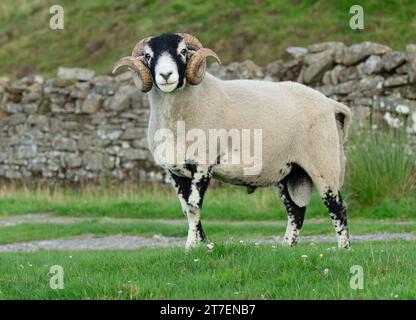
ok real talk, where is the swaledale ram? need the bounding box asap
[113,33,352,250]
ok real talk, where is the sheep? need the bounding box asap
[113,33,352,250]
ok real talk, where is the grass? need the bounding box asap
[1,0,416,77]
[0,183,414,220]
[0,218,414,245]
[0,119,412,300]
[346,127,416,205]
[0,241,414,299]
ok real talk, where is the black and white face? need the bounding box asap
[143,34,189,93]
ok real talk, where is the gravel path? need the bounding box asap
[0,213,414,252]
[0,233,414,252]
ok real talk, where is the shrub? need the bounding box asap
[345,125,416,206]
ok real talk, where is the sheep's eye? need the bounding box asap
[145,53,151,60]
[181,48,187,55]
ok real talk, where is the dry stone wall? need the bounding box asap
[0,41,415,183]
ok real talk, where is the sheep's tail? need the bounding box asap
[333,101,351,144]
[332,101,351,188]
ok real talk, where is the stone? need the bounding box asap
[108,85,137,111]
[373,96,416,113]
[352,106,372,123]
[315,85,334,96]
[357,55,382,75]
[64,121,80,131]
[307,42,345,53]
[327,65,343,85]
[23,103,38,114]
[334,80,359,95]
[342,42,391,66]
[322,71,332,85]
[92,76,118,95]
[0,77,10,87]
[65,154,82,168]
[264,60,284,80]
[131,91,144,109]
[4,102,23,113]
[307,42,346,64]
[53,78,77,87]
[381,51,406,71]
[358,76,384,91]
[399,85,416,100]
[22,91,42,103]
[132,138,148,149]
[9,113,26,125]
[338,66,359,83]
[6,170,22,179]
[121,128,147,140]
[302,60,333,84]
[285,47,308,59]
[83,151,104,171]
[383,75,408,87]
[16,145,37,159]
[236,60,264,79]
[71,88,89,100]
[81,92,103,114]
[395,63,408,74]
[406,44,416,83]
[106,145,121,155]
[57,67,95,81]
[120,149,148,160]
[302,50,334,84]
[208,60,264,80]
[53,137,77,151]
[304,50,332,65]
[78,136,92,152]
[7,83,27,94]
[354,97,373,106]
[281,59,302,81]
[97,129,123,140]
[27,114,49,127]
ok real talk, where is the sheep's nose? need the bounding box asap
[160,72,172,81]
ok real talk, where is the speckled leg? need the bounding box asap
[275,180,306,246]
[168,165,212,250]
[322,188,350,249]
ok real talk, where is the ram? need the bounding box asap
[113,33,352,250]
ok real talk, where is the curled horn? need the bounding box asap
[177,33,221,85]
[112,37,153,92]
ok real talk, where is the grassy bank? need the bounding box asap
[0,218,414,245]
[1,0,416,77]
[0,241,414,299]
[0,183,414,220]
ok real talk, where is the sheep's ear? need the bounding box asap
[186,49,197,61]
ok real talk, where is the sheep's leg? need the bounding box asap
[275,180,306,246]
[322,188,350,249]
[168,166,212,250]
